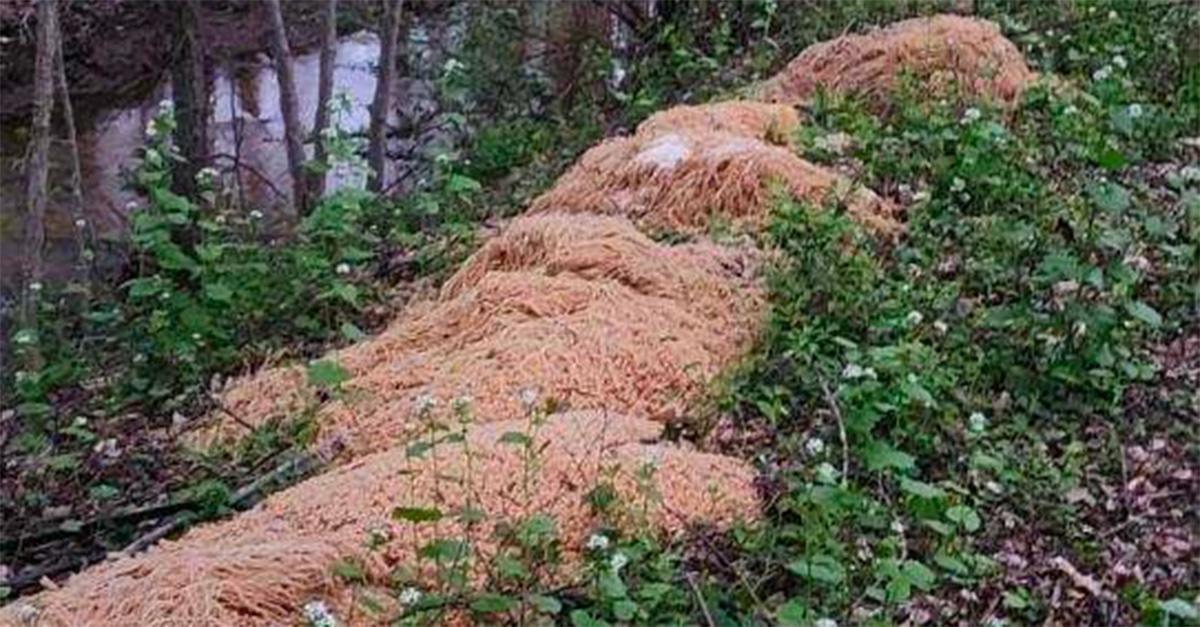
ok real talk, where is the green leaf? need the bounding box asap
[900,477,946,499]
[470,593,516,614]
[418,538,468,562]
[392,506,443,523]
[945,505,982,532]
[902,560,937,590]
[306,359,350,389]
[203,282,233,303]
[613,600,638,621]
[1125,301,1162,327]
[1089,181,1131,214]
[498,431,532,447]
[863,441,916,472]
[776,599,809,625]
[1160,598,1199,619]
[786,554,845,584]
[569,610,609,627]
[528,594,562,615]
[339,322,366,341]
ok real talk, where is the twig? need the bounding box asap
[818,377,850,486]
[685,571,717,627]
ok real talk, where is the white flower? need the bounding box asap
[74,218,86,228]
[414,394,438,413]
[303,600,337,627]
[144,120,158,138]
[191,333,202,341]
[805,437,826,456]
[841,363,876,380]
[518,386,540,409]
[1179,165,1200,182]
[934,320,949,335]
[126,200,140,211]
[586,533,610,551]
[28,282,43,292]
[1112,55,1127,69]
[1063,104,1079,116]
[1108,9,1118,20]
[335,263,351,275]
[398,587,422,606]
[158,99,174,112]
[815,619,839,627]
[610,552,629,572]
[249,210,264,220]
[1093,65,1112,81]
[905,310,924,326]
[950,177,966,192]
[215,215,227,224]
[968,412,988,433]
[1127,103,1143,118]
[960,107,982,124]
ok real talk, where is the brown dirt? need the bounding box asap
[755,14,1036,109]
[3,411,759,626]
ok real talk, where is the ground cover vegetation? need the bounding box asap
[2,0,1197,625]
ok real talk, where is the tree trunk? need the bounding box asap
[20,0,58,369]
[309,0,338,201]
[53,22,93,282]
[266,0,309,216]
[367,0,403,194]
[170,0,209,200]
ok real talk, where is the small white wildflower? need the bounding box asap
[1073,320,1088,338]
[586,533,610,551]
[215,214,227,224]
[1112,55,1127,69]
[133,353,146,363]
[934,320,949,335]
[144,120,158,138]
[1093,65,1112,81]
[814,619,839,627]
[303,599,337,627]
[960,107,982,124]
[610,552,629,572]
[191,333,202,341]
[1108,9,1118,20]
[28,282,43,292]
[1063,104,1079,116]
[125,200,139,211]
[158,99,174,112]
[398,587,422,606]
[518,386,540,409]
[1127,103,1143,118]
[335,262,351,275]
[842,363,865,379]
[414,393,438,413]
[950,177,966,192]
[905,310,924,326]
[805,437,826,456]
[249,210,264,220]
[74,218,86,228]
[968,411,988,433]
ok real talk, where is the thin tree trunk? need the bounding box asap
[367,0,403,194]
[170,0,208,201]
[265,0,309,216]
[309,0,338,200]
[20,0,58,369]
[53,23,93,282]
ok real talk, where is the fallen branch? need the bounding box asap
[685,571,717,627]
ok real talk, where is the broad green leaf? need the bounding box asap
[1125,301,1162,327]
[528,594,562,615]
[306,359,350,389]
[470,593,516,614]
[863,441,916,472]
[946,505,982,532]
[900,477,946,499]
[786,554,845,584]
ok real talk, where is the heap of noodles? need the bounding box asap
[755,15,1036,108]
[1,15,1043,626]
[530,101,899,236]
[190,212,763,457]
[7,412,757,625]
